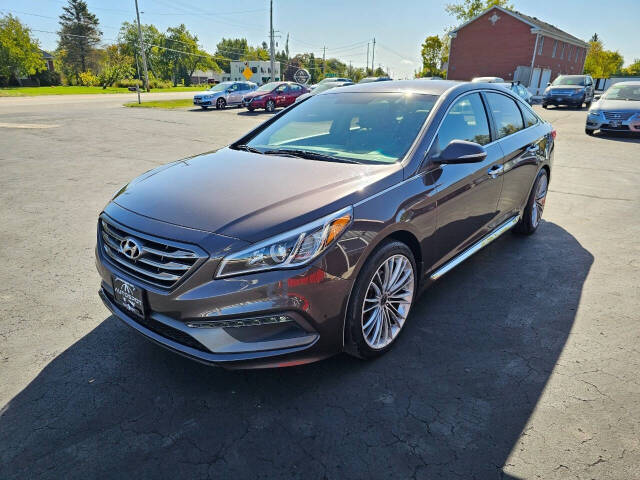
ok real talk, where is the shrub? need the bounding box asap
[114,78,142,88]
[33,70,62,86]
[78,70,100,86]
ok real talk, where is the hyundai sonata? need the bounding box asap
[97,80,554,369]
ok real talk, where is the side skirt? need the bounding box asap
[429,215,521,281]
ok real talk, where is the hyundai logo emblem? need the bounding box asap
[120,237,142,260]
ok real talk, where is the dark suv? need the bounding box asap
[97,80,554,369]
[542,74,595,109]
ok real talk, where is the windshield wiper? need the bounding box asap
[263,148,360,164]
[234,144,263,154]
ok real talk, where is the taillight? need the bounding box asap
[551,129,557,139]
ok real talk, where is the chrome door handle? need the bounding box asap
[487,165,504,178]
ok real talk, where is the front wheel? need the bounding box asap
[265,100,276,112]
[542,103,548,109]
[216,98,226,110]
[585,101,592,109]
[514,169,548,235]
[345,241,417,359]
[247,106,254,112]
[585,128,595,136]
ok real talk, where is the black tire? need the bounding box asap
[247,106,255,112]
[542,103,548,109]
[201,106,208,110]
[344,240,417,359]
[216,98,226,110]
[585,128,594,136]
[514,169,548,235]
[265,100,276,112]
[585,101,592,109]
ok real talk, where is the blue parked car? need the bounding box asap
[193,81,257,110]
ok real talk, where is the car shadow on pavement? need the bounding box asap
[591,132,640,143]
[0,221,593,479]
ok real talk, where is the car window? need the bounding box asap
[520,104,539,128]
[485,92,524,139]
[275,85,287,93]
[244,92,438,164]
[230,84,239,91]
[434,93,491,153]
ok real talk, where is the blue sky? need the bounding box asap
[2,0,638,78]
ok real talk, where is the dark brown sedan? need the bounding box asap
[96,80,554,368]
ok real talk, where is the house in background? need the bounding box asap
[40,50,54,71]
[446,6,589,95]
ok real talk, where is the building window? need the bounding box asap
[538,36,544,55]
[552,40,558,58]
[575,47,580,62]
[560,42,565,59]
[567,45,572,61]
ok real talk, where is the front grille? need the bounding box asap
[603,111,634,121]
[99,216,205,290]
[136,315,210,352]
[551,89,575,95]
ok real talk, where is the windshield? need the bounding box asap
[208,82,232,92]
[552,75,586,86]
[241,92,438,164]
[313,83,339,93]
[256,82,280,92]
[603,84,640,101]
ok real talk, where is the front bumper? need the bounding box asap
[543,94,585,106]
[95,207,356,369]
[243,97,266,108]
[585,114,640,133]
[193,98,214,106]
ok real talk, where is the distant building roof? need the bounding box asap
[450,6,589,48]
[40,49,54,60]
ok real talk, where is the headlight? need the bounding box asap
[216,207,353,278]
[588,110,601,116]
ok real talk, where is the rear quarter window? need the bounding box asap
[485,92,524,139]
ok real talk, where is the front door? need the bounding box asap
[226,83,243,105]
[427,92,504,268]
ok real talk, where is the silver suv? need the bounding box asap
[193,81,257,110]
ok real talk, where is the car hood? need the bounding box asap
[593,99,640,113]
[546,85,585,92]
[112,148,402,243]
[243,90,272,99]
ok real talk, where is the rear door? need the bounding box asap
[274,84,288,106]
[484,91,547,220]
[287,84,304,104]
[427,92,505,267]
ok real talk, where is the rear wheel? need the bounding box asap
[345,241,417,359]
[265,100,276,112]
[585,101,592,109]
[216,98,226,110]
[514,169,548,235]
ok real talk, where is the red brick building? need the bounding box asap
[447,6,588,95]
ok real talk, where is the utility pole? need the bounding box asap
[322,46,326,77]
[371,38,376,75]
[366,43,369,74]
[269,0,275,82]
[134,0,149,92]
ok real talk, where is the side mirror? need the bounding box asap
[594,94,601,101]
[435,140,487,164]
[547,82,551,86]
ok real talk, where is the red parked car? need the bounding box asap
[242,82,309,112]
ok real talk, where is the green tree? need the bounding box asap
[417,35,445,77]
[57,0,102,82]
[215,38,249,72]
[118,21,162,78]
[584,39,624,78]
[0,14,45,86]
[622,58,640,76]
[98,44,134,88]
[445,0,512,23]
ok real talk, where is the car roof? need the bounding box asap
[329,79,461,95]
[609,80,640,86]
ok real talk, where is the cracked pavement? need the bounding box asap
[0,95,639,479]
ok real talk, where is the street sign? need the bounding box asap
[293,68,311,85]
[242,64,253,81]
[325,73,336,78]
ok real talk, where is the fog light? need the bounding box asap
[186,314,293,329]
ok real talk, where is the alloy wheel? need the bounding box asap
[531,173,548,228]
[361,254,415,350]
[266,100,275,112]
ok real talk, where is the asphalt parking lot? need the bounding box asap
[1,94,639,479]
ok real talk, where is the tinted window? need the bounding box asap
[485,92,524,139]
[435,93,490,152]
[520,104,538,128]
[290,84,302,92]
